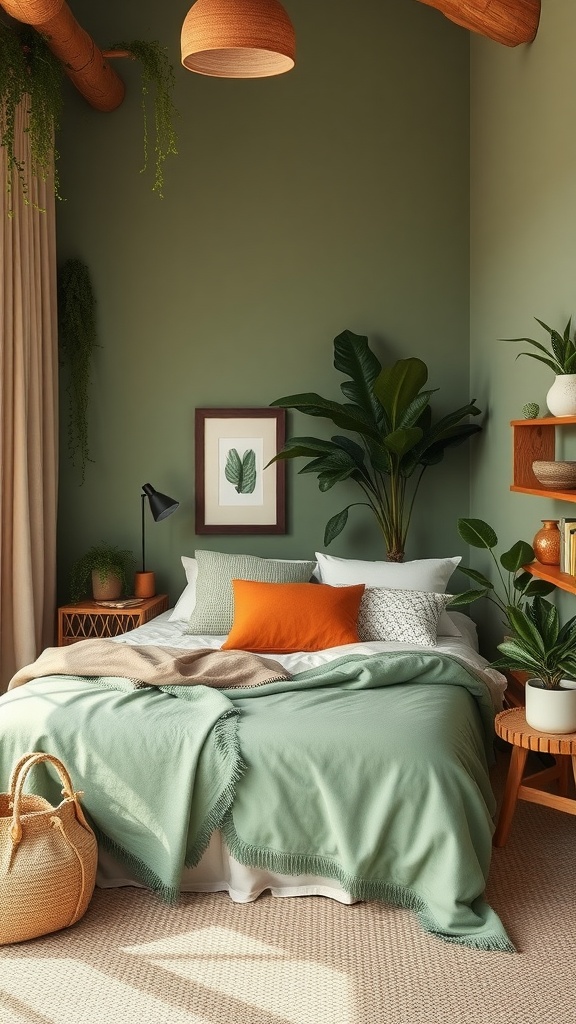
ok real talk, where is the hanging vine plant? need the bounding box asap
[0,23,63,211]
[0,23,178,210]
[110,39,179,198]
[58,258,98,484]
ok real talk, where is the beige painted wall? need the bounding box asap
[56,0,470,604]
[470,0,576,650]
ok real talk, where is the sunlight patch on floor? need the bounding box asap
[125,925,354,1024]
[0,959,212,1024]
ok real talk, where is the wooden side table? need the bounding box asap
[493,707,576,846]
[58,594,169,646]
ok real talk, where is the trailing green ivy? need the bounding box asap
[111,39,178,198]
[58,258,98,484]
[1,24,178,210]
[0,23,63,211]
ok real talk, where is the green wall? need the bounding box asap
[56,0,471,604]
[470,0,576,651]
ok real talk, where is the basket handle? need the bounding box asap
[9,751,88,845]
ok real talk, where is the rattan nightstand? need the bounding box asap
[57,594,169,646]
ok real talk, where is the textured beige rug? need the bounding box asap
[1,754,575,1024]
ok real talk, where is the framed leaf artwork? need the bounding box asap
[195,408,286,534]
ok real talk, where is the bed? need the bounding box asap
[0,553,512,952]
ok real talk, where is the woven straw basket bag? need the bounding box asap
[0,751,98,945]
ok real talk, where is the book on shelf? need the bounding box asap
[559,517,576,572]
[565,528,573,577]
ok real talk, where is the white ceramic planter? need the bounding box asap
[525,678,576,734]
[546,374,576,417]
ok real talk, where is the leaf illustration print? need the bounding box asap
[225,448,257,493]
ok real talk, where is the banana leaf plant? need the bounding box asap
[492,597,576,690]
[447,518,556,617]
[269,329,482,561]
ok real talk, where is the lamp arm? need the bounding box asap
[141,493,146,573]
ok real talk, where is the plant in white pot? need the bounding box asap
[501,316,576,417]
[446,518,576,732]
[492,598,576,734]
[70,544,135,603]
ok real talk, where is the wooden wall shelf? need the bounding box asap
[523,561,576,596]
[511,417,576,597]
[511,416,576,498]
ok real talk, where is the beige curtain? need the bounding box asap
[0,101,58,692]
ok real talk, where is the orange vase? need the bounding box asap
[532,520,561,565]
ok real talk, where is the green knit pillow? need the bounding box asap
[186,550,317,635]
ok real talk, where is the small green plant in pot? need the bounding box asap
[70,544,135,603]
[448,518,576,733]
[501,316,576,417]
[492,598,576,734]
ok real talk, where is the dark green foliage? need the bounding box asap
[112,40,178,197]
[492,597,576,689]
[501,316,576,375]
[0,24,63,212]
[449,518,556,615]
[70,543,135,603]
[270,330,482,559]
[58,258,98,483]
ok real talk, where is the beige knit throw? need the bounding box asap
[8,640,291,692]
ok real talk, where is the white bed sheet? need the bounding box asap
[97,609,504,901]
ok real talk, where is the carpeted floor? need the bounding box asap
[1,753,575,1024]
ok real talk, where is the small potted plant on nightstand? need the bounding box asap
[70,543,135,602]
[492,597,576,734]
[448,518,576,733]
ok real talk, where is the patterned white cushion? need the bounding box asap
[357,588,451,646]
[314,553,462,637]
[187,550,317,635]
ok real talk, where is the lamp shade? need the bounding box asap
[181,0,295,78]
[142,483,179,522]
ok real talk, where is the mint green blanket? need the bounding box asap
[0,651,511,951]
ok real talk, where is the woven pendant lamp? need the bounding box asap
[181,0,295,78]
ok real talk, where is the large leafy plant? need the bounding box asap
[269,330,481,561]
[492,597,576,690]
[501,316,576,375]
[447,518,555,615]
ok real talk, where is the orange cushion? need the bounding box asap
[221,580,365,653]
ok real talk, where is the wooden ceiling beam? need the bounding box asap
[0,0,125,111]
[416,0,540,46]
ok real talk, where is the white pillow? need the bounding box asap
[169,554,319,623]
[315,552,462,637]
[358,588,451,646]
[442,610,478,650]
[168,556,198,621]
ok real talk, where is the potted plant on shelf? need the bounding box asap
[70,544,135,603]
[269,329,482,561]
[501,315,576,417]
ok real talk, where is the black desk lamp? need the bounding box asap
[135,482,179,598]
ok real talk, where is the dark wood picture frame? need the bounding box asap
[195,408,286,535]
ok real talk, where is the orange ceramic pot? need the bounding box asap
[134,571,156,599]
